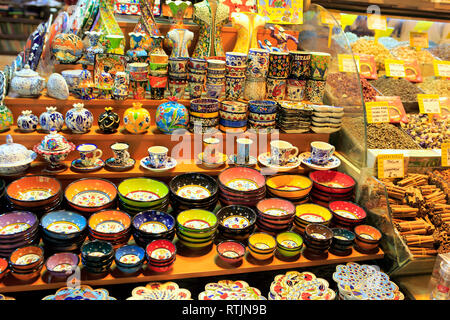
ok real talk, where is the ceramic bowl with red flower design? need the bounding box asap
[169,173,218,209]
[65,178,117,213]
[309,170,356,194]
[9,245,44,272]
[6,175,62,208]
[216,240,246,264]
[329,201,366,229]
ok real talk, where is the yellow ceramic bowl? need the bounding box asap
[248,246,275,260]
[266,175,313,199]
[295,203,333,225]
[248,232,276,253]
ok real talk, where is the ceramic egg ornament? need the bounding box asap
[17,110,38,132]
[65,103,94,133]
[47,73,69,100]
[156,97,189,134]
[123,102,151,134]
[39,106,64,132]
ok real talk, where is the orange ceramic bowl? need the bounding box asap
[9,245,44,271]
[354,225,382,252]
[65,178,117,213]
[266,175,313,199]
[6,176,62,208]
[88,210,131,237]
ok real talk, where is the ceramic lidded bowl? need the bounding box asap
[0,135,36,175]
[17,110,38,132]
[39,107,64,132]
[10,64,45,97]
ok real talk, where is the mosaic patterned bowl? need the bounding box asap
[216,240,245,264]
[9,245,44,271]
[6,175,62,208]
[65,178,117,213]
[114,245,145,274]
[0,211,38,240]
[266,174,313,199]
[118,178,169,208]
[40,210,87,241]
[276,232,303,258]
[132,211,175,235]
[169,173,218,204]
[45,252,79,277]
[309,170,355,194]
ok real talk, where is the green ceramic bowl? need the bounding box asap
[276,232,303,258]
[176,209,218,233]
[176,230,214,243]
[176,225,217,239]
[178,237,214,249]
[118,178,169,208]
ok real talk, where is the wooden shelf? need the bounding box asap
[0,241,384,293]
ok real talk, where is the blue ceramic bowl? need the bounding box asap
[219,118,247,127]
[248,100,278,114]
[331,228,355,254]
[40,210,87,240]
[132,211,175,235]
[114,245,145,273]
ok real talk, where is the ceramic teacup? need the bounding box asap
[310,141,335,165]
[77,144,103,167]
[236,138,253,164]
[148,146,168,168]
[111,142,130,166]
[270,140,299,166]
[203,137,220,163]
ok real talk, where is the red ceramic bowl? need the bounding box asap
[216,240,245,264]
[145,240,176,264]
[6,176,62,208]
[329,201,367,224]
[9,245,44,271]
[310,191,352,203]
[218,167,266,194]
[218,184,266,198]
[147,257,176,273]
[65,178,117,213]
[256,198,296,220]
[309,171,356,194]
[88,210,131,237]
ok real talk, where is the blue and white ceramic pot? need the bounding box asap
[155,98,189,134]
[17,110,38,132]
[65,103,94,133]
[10,64,45,97]
[39,106,64,132]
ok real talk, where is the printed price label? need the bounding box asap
[442,143,450,167]
[366,101,390,124]
[367,15,387,31]
[418,94,441,114]
[338,54,360,73]
[434,60,450,78]
[385,59,406,78]
[378,154,405,179]
[409,31,429,48]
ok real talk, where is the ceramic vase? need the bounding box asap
[134,0,161,52]
[169,79,187,99]
[106,35,125,55]
[156,98,189,133]
[231,12,266,54]
[123,102,151,134]
[246,48,269,79]
[167,0,192,31]
[47,73,69,100]
[39,106,64,132]
[149,75,167,100]
[167,29,194,58]
[126,32,148,62]
[266,77,286,101]
[98,107,120,134]
[149,35,167,57]
[65,103,94,133]
[0,104,13,132]
[17,110,38,132]
[84,31,104,65]
[112,71,129,100]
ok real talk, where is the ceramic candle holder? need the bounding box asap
[289,51,311,80]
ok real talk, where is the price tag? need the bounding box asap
[442,143,450,167]
[377,154,405,179]
[385,59,406,78]
[340,13,358,30]
[409,31,429,49]
[367,15,387,31]
[418,94,441,114]
[338,54,360,73]
[365,101,390,124]
[433,60,450,78]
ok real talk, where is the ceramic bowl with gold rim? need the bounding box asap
[65,178,117,213]
[118,178,169,208]
[9,245,44,271]
[40,210,87,241]
[266,174,313,199]
[276,232,303,258]
[169,173,218,204]
[6,175,62,208]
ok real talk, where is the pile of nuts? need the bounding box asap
[391,46,436,65]
[325,73,378,105]
[351,39,394,70]
[400,113,450,149]
[417,77,450,97]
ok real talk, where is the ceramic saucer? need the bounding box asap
[227,154,257,167]
[71,158,104,172]
[198,153,227,169]
[258,152,301,172]
[298,152,341,170]
[105,158,135,171]
[140,156,177,172]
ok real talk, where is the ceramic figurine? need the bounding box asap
[47,73,69,100]
[167,29,194,58]
[0,104,13,132]
[97,65,114,99]
[39,106,64,132]
[231,12,266,54]
[75,64,94,100]
[17,110,38,132]
[0,135,36,175]
[83,31,104,65]
[123,102,151,134]
[33,129,75,173]
[65,103,94,134]
[126,32,148,62]
[98,107,120,133]
[10,64,45,97]
[167,0,192,31]
[156,97,189,134]
[51,33,84,64]
[112,71,129,100]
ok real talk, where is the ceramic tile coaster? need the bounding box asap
[127,282,192,300]
[198,280,266,300]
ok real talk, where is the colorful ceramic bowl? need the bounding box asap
[6,175,62,208]
[114,245,145,274]
[176,209,218,233]
[45,252,79,277]
[354,225,381,253]
[294,203,332,232]
[118,178,169,208]
[81,240,114,263]
[0,257,8,280]
[276,232,303,258]
[40,210,87,241]
[330,228,355,256]
[9,245,44,271]
[309,171,355,194]
[169,173,218,203]
[145,239,176,264]
[304,224,333,254]
[88,210,131,236]
[329,201,367,224]
[218,167,266,194]
[216,205,257,233]
[216,240,245,264]
[190,98,220,113]
[132,210,175,235]
[248,232,276,254]
[248,100,278,114]
[266,175,313,199]
[256,198,296,220]
[65,178,117,213]
[0,211,38,239]
[10,262,43,281]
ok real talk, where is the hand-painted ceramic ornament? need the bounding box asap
[0,135,36,175]
[97,65,114,99]
[17,110,38,132]
[47,73,69,100]
[126,32,148,62]
[0,104,13,132]
[84,31,104,65]
[112,71,129,100]
[123,102,151,134]
[156,97,189,134]
[10,64,45,98]
[33,129,75,173]
[65,103,94,133]
[51,33,84,64]
[39,106,64,132]
[167,29,194,58]
[98,107,120,133]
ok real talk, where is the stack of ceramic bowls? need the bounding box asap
[169,173,219,214]
[45,252,79,278]
[131,210,175,248]
[206,59,226,99]
[189,98,220,133]
[309,170,355,206]
[64,178,117,215]
[266,51,289,101]
[216,240,246,264]
[276,231,304,259]
[219,100,248,133]
[81,240,114,274]
[255,198,296,235]
[0,211,39,258]
[305,52,330,104]
[0,257,8,281]
[330,228,355,256]
[294,203,332,235]
[303,224,333,258]
[287,51,310,101]
[176,209,218,250]
[168,57,189,99]
[276,101,313,133]
[87,210,132,248]
[117,178,170,215]
[247,100,278,133]
[218,167,266,206]
[9,245,44,281]
[265,174,312,205]
[216,205,257,242]
[145,239,176,272]
[244,48,269,100]
[114,245,146,274]
[328,201,367,230]
[225,52,247,100]
[5,176,63,215]
[40,210,88,253]
[311,105,344,134]
[188,58,207,99]
[353,225,382,254]
[149,54,169,100]
[247,232,276,261]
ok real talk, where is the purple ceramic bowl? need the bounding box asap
[0,211,39,240]
[45,252,79,277]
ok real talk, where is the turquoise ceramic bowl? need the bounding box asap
[117,178,169,208]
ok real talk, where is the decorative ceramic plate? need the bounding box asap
[71,190,111,207]
[258,152,301,172]
[225,178,259,191]
[0,222,31,235]
[222,216,250,229]
[139,221,168,233]
[227,154,257,167]
[71,159,104,172]
[299,152,341,171]
[198,153,227,168]
[46,221,80,234]
[198,280,266,300]
[105,157,135,172]
[127,282,192,300]
[125,190,160,201]
[176,185,211,200]
[140,156,177,172]
[42,285,116,300]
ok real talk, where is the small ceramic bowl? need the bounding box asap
[40,210,87,241]
[216,240,245,264]
[65,178,117,213]
[146,240,176,264]
[176,209,218,233]
[10,262,43,281]
[329,201,367,224]
[6,176,62,208]
[9,245,44,271]
[276,232,303,258]
[218,167,266,194]
[330,228,355,256]
[178,237,214,250]
[220,100,248,113]
[248,232,276,254]
[266,175,313,199]
[309,170,355,194]
[294,203,332,233]
[354,225,381,252]
[0,257,8,280]
[176,230,214,244]
[88,210,131,237]
[256,198,296,221]
[216,205,257,233]
[0,211,38,239]
[45,252,79,277]
[81,240,114,262]
[114,245,145,273]
[118,178,169,208]
[132,210,175,235]
[248,100,278,114]
[304,224,333,253]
